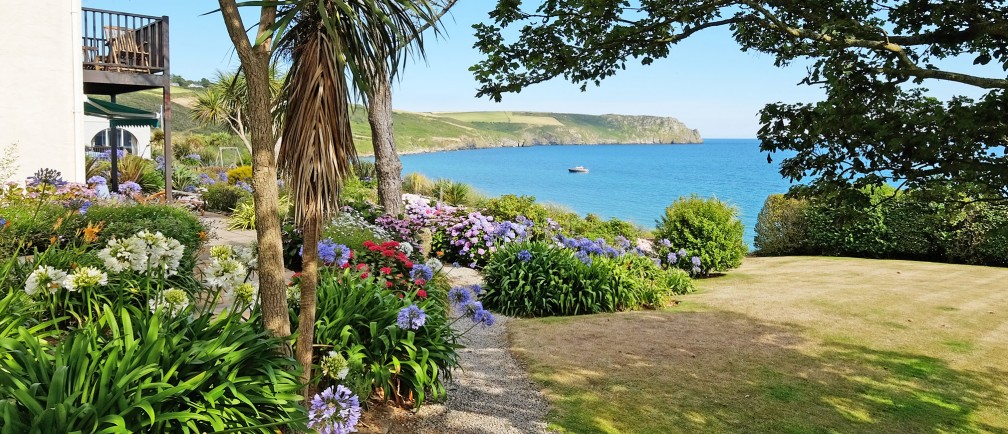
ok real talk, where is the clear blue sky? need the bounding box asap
[83,1,993,138]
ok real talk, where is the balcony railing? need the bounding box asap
[82,8,166,74]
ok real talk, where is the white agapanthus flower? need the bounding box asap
[320,351,350,380]
[425,258,443,273]
[97,237,143,273]
[204,257,246,289]
[24,265,68,296]
[148,288,190,317]
[210,245,234,261]
[63,266,108,292]
[397,242,414,256]
[130,230,184,276]
[98,231,185,276]
[234,245,258,270]
[286,284,301,307]
[234,282,257,306]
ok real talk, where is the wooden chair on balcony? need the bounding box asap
[104,26,150,72]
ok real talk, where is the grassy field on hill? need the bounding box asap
[97,88,701,154]
[511,256,1008,433]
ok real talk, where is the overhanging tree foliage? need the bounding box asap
[472,0,1008,198]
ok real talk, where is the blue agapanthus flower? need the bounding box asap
[27,168,67,188]
[0,217,6,228]
[667,252,678,264]
[86,175,107,185]
[303,239,350,267]
[691,256,702,267]
[235,181,253,193]
[517,249,532,262]
[396,304,426,330]
[448,286,471,305]
[308,385,361,434]
[473,308,495,327]
[410,264,433,281]
[198,173,215,186]
[118,181,142,194]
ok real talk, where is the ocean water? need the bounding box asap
[399,139,796,244]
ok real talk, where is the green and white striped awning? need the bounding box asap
[83,97,160,128]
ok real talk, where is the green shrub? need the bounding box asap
[203,183,250,213]
[482,242,693,317]
[655,195,747,273]
[949,201,1008,266]
[117,155,163,192]
[0,202,206,272]
[226,165,253,184]
[295,268,459,408]
[227,194,290,231]
[754,194,810,255]
[354,160,377,181]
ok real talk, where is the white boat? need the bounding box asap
[568,166,589,173]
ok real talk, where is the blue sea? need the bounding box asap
[399,139,796,244]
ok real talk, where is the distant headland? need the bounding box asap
[351,110,703,155]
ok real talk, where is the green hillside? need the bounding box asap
[95,88,703,155]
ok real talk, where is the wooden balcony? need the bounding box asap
[82,8,169,95]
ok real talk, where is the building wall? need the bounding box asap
[83,116,153,159]
[0,0,85,183]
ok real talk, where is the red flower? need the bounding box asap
[363,240,375,248]
[381,250,395,257]
[417,289,427,298]
[356,263,368,271]
[380,267,392,275]
[360,272,369,279]
[386,281,394,288]
[415,278,427,287]
[403,260,414,269]
[382,241,400,248]
[341,262,351,269]
[368,245,381,252]
[397,291,404,298]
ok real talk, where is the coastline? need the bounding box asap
[359,140,706,157]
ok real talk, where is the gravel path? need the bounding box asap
[386,266,552,434]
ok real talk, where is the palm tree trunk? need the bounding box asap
[296,206,320,397]
[368,61,404,216]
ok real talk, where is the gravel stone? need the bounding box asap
[388,266,553,434]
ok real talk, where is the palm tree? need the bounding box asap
[268,0,434,393]
[193,67,285,154]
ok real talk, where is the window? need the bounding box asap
[89,128,138,155]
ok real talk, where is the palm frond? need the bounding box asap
[277,24,356,223]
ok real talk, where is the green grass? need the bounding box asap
[510,257,1008,433]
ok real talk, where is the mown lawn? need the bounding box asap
[509,256,1008,433]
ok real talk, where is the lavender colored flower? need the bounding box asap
[154,155,165,171]
[198,173,215,186]
[667,252,678,264]
[308,385,361,434]
[575,250,593,265]
[659,238,672,248]
[87,175,107,185]
[397,304,426,330]
[448,286,471,305]
[184,153,201,162]
[216,171,228,182]
[0,217,6,227]
[468,284,483,295]
[63,198,91,214]
[303,239,350,267]
[118,181,142,194]
[27,168,67,188]
[410,264,433,281]
[517,249,532,262]
[691,256,702,267]
[235,181,253,193]
[678,248,688,257]
[183,185,197,193]
[473,308,495,327]
[460,300,483,318]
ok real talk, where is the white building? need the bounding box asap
[0,1,171,184]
